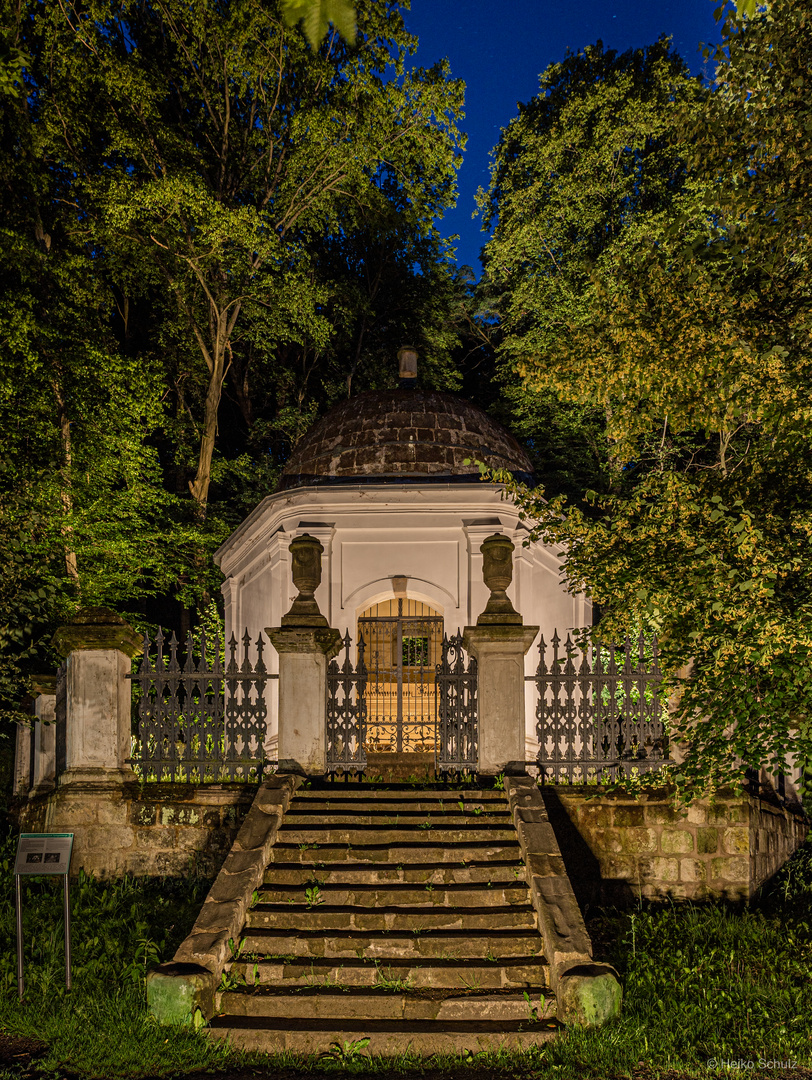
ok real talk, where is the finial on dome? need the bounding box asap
[398,345,418,388]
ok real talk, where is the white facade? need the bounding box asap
[214,483,591,762]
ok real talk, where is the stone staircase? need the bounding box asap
[207,784,559,1054]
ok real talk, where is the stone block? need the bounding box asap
[234,808,280,852]
[137,828,175,849]
[175,829,211,852]
[173,806,203,826]
[516,820,559,855]
[645,804,685,826]
[573,803,614,830]
[660,829,694,855]
[722,828,749,855]
[613,805,645,828]
[557,964,622,1028]
[711,856,749,884]
[663,882,692,901]
[91,825,135,851]
[697,827,719,854]
[619,829,658,855]
[679,859,708,883]
[591,829,621,855]
[95,798,129,825]
[125,851,158,876]
[685,803,707,825]
[132,803,158,827]
[52,798,98,825]
[155,851,184,876]
[208,867,260,905]
[708,801,748,825]
[147,963,214,1026]
[603,856,638,881]
[192,898,244,935]
[529,874,593,972]
[524,852,567,879]
[648,857,680,883]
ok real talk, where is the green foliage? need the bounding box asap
[280,0,356,48]
[479,7,812,793]
[0,0,468,729]
[0,846,224,1078]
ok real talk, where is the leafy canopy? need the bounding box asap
[480,5,812,795]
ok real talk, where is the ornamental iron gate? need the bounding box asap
[437,632,478,774]
[533,630,667,782]
[359,600,444,755]
[325,612,478,775]
[128,629,271,782]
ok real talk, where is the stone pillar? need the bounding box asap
[463,534,538,776]
[52,608,142,785]
[13,722,33,797]
[30,676,57,795]
[267,536,341,775]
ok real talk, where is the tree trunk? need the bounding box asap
[52,374,81,591]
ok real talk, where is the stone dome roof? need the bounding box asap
[279,389,534,490]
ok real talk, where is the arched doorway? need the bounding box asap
[357,599,443,764]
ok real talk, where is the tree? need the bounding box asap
[0,0,468,722]
[37,0,464,516]
[478,37,702,443]
[480,3,812,795]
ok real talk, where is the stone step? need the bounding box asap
[239,927,545,960]
[277,826,517,845]
[263,861,526,886]
[245,904,537,933]
[284,810,512,826]
[270,841,522,864]
[256,883,531,907]
[217,986,555,1023]
[226,956,550,990]
[293,787,507,802]
[207,1016,558,1055]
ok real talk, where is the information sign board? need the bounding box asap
[14,833,74,999]
[14,834,74,876]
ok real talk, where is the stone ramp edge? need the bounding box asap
[146,772,301,1026]
[504,775,622,1028]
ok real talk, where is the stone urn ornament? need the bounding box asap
[281,535,328,626]
[478,533,522,624]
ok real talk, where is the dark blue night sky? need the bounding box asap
[402,0,723,276]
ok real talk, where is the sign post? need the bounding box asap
[14,833,74,1001]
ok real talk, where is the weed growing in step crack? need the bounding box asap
[304,885,324,908]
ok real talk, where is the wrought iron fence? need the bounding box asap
[534,630,668,783]
[437,632,478,774]
[128,629,272,782]
[326,631,367,775]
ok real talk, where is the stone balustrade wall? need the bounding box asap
[17,783,257,879]
[544,786,809,905]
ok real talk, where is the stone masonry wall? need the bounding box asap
[14,779,808,898]
[17,782,257,879]
[544,785,809,906]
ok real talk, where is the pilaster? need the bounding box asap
[52,608,141,785]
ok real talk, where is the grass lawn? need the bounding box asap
[0,834,810,1080]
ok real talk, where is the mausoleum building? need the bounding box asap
[214,380,588,766]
